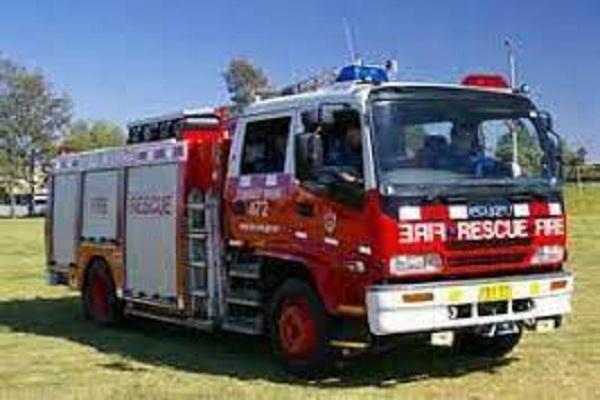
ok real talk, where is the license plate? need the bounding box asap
[478,284,512,302]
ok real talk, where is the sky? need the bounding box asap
[1,0,599,158]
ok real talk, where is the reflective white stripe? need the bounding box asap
[358,245,372,255]
[265,174,278,187]
[448,205,467,220]
[324,237,339,246]
[294,231,308,239]
[239,176,251,188]
[52,140,186,173]
[513,203,530,217]
[228,239,244,247]
[548,202,562,216]
[399,206,421,221]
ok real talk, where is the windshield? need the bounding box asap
[370,93,557,189]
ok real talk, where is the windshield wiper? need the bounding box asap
[382,177,555,201]
[449,178,518,187]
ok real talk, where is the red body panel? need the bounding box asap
[181,127,230,195]
[222,169,566,315]
[110,109,567,320]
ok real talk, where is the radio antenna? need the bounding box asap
[343,17,358,63]
[504,37,517,89]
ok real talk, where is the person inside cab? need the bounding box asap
[323,112,364,183]
[449,121,510,178]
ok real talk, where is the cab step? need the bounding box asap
[222,315,263,335]
[226,288,261,307]
[125,308,214,331]
[228,261,261,279]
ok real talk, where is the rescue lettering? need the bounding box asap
[128,194,173,216]
[399,218,565,244]
[456,219,528,241]
[89,197,108,217]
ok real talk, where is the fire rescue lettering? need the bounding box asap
[399,218,564,244]
[89,197,108,217]
[128,194,173,216]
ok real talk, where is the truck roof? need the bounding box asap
[244,80,518,116]
[127,107,220,128]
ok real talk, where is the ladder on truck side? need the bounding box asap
[187,189,264,335]
[186,189,221,323]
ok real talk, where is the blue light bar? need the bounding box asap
[336,65,389,84]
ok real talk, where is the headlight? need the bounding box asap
[531,245,565,265]
[390,253,442,276]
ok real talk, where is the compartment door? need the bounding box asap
[125,164,180,299]
[52,173,81,267]
[81,170,120,242]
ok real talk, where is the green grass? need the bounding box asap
[1,186,600,399]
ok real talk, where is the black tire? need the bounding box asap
[82,259,121,326]
[454,326,522,358]
[268,279,333,376]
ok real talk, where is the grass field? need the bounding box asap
[1,186,599,399]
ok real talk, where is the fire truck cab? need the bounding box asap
[47,65,573,374]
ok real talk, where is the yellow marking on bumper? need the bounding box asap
[530,281,542,296]
[447,288,464,303]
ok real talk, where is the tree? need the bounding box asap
[61,120,125,153]
[223,58,270,114]
[0,55,71,217]
[561,142,588,181]
[495,123,543,176]
[575,146,587,165]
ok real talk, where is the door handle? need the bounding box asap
[296,202,314,217]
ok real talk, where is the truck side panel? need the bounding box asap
[51,173,81,267]
[81,170,120,241]
[125,164,179,299]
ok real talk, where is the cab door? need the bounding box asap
[224,111,296,252]
[293,104,369,267]
[290,105,373,307]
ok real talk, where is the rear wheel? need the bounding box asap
[454,324,522,358]
[82,260,121,325]
[269,279,333,376]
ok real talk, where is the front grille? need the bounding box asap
[446,252,528,267]
[447,237,531,251]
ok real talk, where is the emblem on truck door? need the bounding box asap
[324,211,337,235]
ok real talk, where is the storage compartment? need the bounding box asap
[125,164,180,298]
[51,173,80,266]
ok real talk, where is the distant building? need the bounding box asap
[0,170,48,217]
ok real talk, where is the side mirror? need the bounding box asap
[538,111,554,133]
[295,132,323,181]
[301,110,320,133]
[537,111,563,181]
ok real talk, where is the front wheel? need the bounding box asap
[454,324,522,358]
[269,279,333,376]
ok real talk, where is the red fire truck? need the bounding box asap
[46,65,573,374]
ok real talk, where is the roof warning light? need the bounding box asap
[336,65,389,84]
[461,74,510,89]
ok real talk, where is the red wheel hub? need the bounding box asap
[278,297,317,359]
[90,271,109,321]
